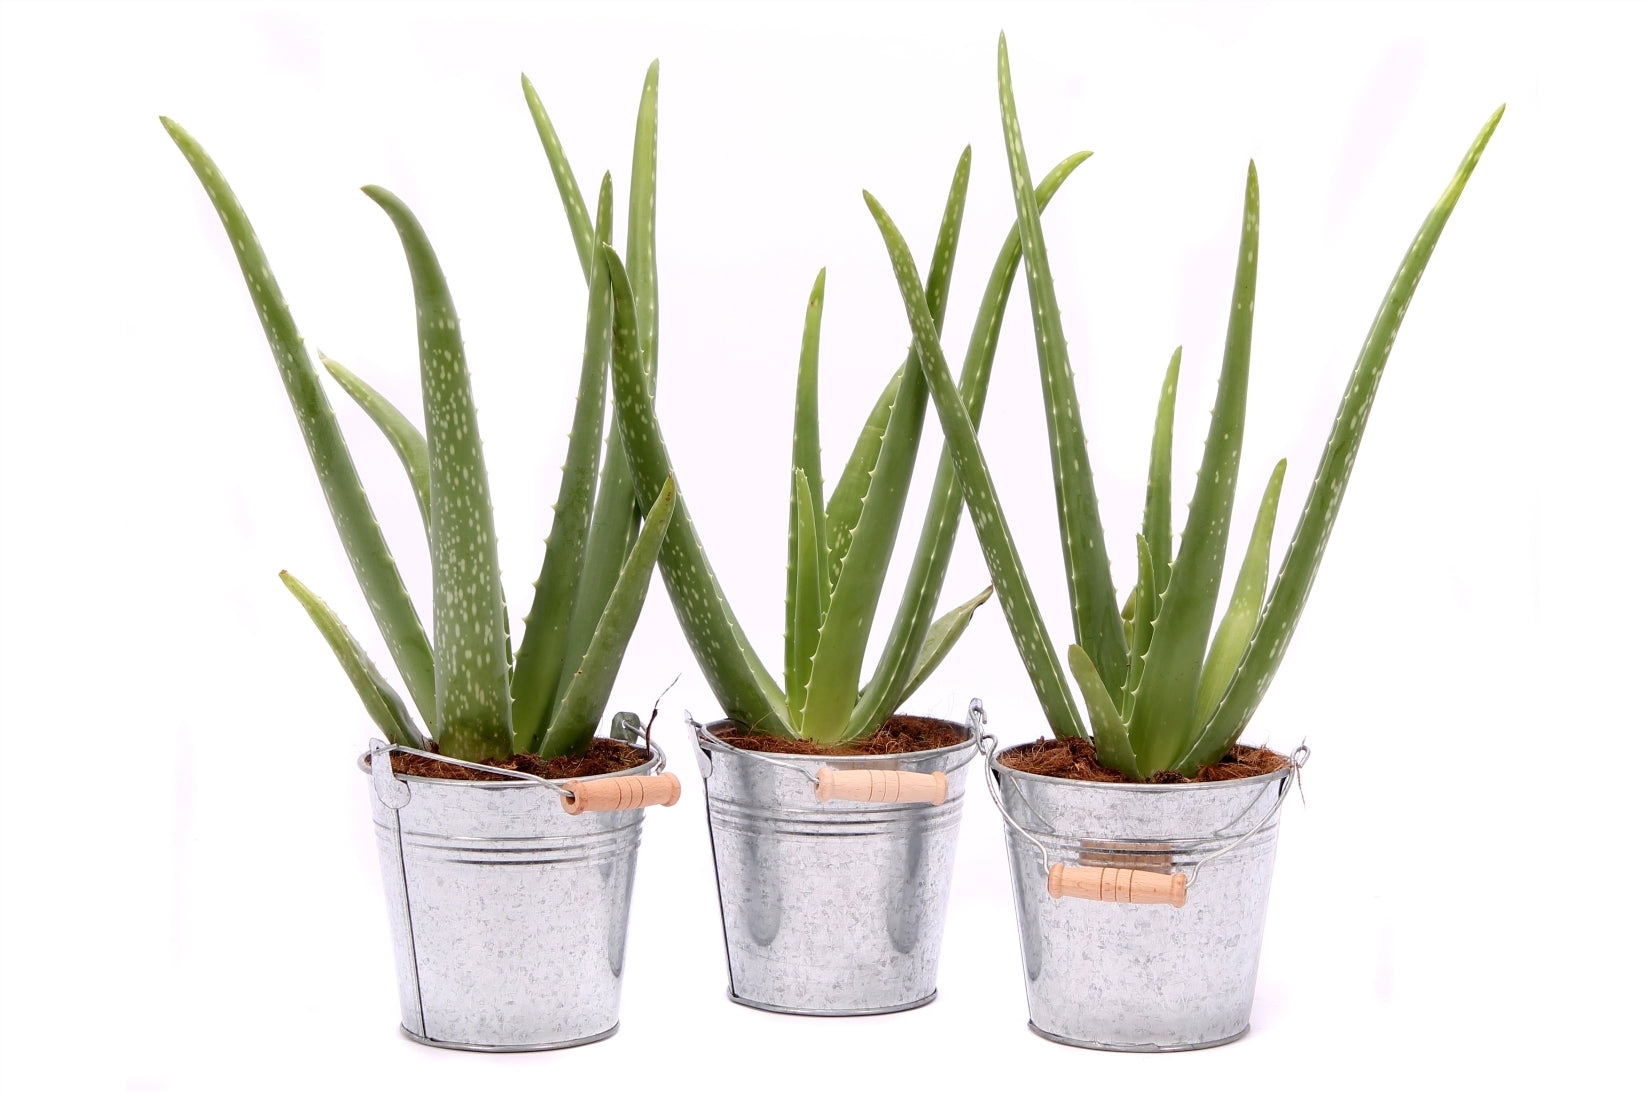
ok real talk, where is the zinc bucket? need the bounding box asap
[363,738,680,1051]
[687,701,983,1015]
[984,736,1305,1051]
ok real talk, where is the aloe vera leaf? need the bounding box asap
[1143,348,1182,610]
[997,36,1127,697]
[364,186,513,762]
[848,151,1093,740]
[785,272,828,720]
[627,60,660,390]
[896,586,993,707]
[511,192,615,752]
[603,244,792,734]
[161,119,437,728]
[1126,163,1261,777]
[521,74,594,278]
[537,477,677,758]
[866,191,1088,741]
[1181,106,1505,774]
[280,571,428,750]
[823,148,972,590]
[318,353,431,535]
[1120,534,1156,724]
[1068,643,1140,780]
[786,469,827,727]
[1192,459,1286,734]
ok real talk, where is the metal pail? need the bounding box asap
[984,736,1305,1051]
[687,701,983,1015]
[362,738,679,1051]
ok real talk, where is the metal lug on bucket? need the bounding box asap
[685,711,713,779]
[370,739,412,809]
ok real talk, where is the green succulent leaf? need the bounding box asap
[521,74,594,278]
[1193,459,1285,733]
[1120,534,1156,723]
[897,586,993,708]
[849,150,1094,740]
[1127,162,1260,777]
[319,354,431,536]
[161,118,437,729]
[280,571,427,750]
[1142,347,1182,610]
[785,270,828,720]
[1181,106,1505,775]
[865,190,1088,742]
[603,244,792,735]
[512,188,615,753]
[1068,643,1140,780]
[627,60,661,390]
[998,36,1127,698]
[537,477,677,758]
[364,185,513,763]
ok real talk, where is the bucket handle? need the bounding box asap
[979,735,1308,907]
[367,741,679,814]
[684,700,986,804]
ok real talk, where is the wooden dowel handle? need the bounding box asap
[814,767,947,806]
[562,773,681,815]
[1047,864,1187,907]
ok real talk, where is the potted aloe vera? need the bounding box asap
[597,140,1093,1014]
[866,35,1502,1049]
[162,63,684,1052]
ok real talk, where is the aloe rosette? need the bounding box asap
[598,142,1095,742]
[164,65,676,764]
[867,34,1502,779]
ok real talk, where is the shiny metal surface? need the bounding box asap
[692,707,980,1015]
[990,749,1296,1051]
[362,739,666,1051]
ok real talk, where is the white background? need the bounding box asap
[2,2,1641,1092]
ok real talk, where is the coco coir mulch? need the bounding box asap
[390,737,652,781]
[999,737,1289,784]
[716,714,965,757]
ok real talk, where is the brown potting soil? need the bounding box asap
[999,737,1289,784]
[716,714,966,757]
[390,737,652,781]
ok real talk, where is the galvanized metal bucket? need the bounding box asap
[361,739,680,1051]
[687,700,983,1015]
[983,734,1306,1051]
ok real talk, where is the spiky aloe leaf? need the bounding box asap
[1068,644,1140,779]
[1192,459,1285,732]
[537,477,677,758]
[1127,163,1260,777]
[280,571,428,750]
[786,469,826,726]
[1143,348,1182,609]
[1181,106,1504,775]
[896,586,993,707]
[1121,535,1156,723]
[823,148,972,591]
[511,183,615,753]
[603,244,791,734]
[627,60,661,391]
[161,118,437,728]
[998,36,1127,697]
[865,191,1088,742]
[849,151,1093,739]
[364,186,512,762]
[521,74,594,277]
[319,353,431,535]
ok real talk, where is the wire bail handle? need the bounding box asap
[367,739,678,814]
[980,737,1308,907]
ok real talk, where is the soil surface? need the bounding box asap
[391,737,652,781]
[716,714,966,756]
[999,738,1289,784]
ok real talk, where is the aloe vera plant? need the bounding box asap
[163,65,676,764]
[598,143,1094,743]
[867,35,1502,778]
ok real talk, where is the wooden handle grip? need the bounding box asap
[814,767,947,805]
[1048,863,1187,907]
[562,773,681,815]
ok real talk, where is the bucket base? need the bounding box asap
[727,988,937,1017]
[1026,1021,1249,1053]
[398,1023,619,1053]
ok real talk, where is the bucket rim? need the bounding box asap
[696,714,978,765]
[988,740,1292,795]
[355,737,666,788]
